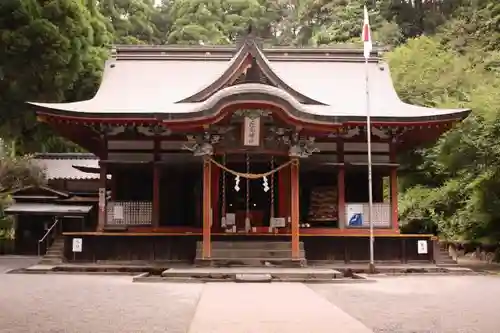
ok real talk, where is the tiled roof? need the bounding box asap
[4,202,93,215]
[33,153,99,180]
[28,40,470,123]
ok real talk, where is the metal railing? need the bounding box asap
[38,218,59,257]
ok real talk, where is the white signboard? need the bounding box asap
[225,213,236,226]
[417,240,428,254]
[270,217,286,228]
[98,188,106,210]
[346,204,364,227]
[243,116,261,146]
[72,238,83,253]
[113,205,124,220]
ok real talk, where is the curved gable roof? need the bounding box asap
[176,37,326,105]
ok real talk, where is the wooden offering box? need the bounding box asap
[307,186,338,222]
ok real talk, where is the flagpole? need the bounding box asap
[362,4,375,274]
[365,53,375,274]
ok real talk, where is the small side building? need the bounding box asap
[4,154,99,255]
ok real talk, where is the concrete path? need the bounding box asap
[188,283,372,333]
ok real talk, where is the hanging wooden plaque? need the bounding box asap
[243,116,261,146]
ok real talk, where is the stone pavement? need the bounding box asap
[2,256,500,333]
[188,283,372,333]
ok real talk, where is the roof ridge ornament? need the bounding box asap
[236,21,263,49]
[247,22,254,37]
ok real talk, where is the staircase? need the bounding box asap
[195,241,307,267]
[436,245,457,266]
[39,237,65,265]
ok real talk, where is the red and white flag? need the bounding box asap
[362,6,372,59]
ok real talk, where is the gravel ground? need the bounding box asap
[1,257,500,333]
[0,256,39,273]
[310,275,500,333]
[0,258,203,333]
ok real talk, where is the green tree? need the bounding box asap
[0,0,111,153]
[295,0,385,46]
[99,0,162,44]
[388,36,500,244]
[0,140,46,243]
[381,0,465,40]
[167,0,228,45]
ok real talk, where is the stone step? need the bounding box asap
[45,251,63,256]
[437,249,457,265]
[194,258,307,268]
[196,249,305,259]
[39,258,63,263]
[161,267,341,280]
[38,237,65,265]
[43,254,62,259]
[198,241,304,251]
[47,246,63,251]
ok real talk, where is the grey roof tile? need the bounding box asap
[28,44,469,122]
[34,155,99,180]
[4,202,92,215]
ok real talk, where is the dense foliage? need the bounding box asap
[0,141,47,242]
[1,0,499,244]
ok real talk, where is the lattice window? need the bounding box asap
[106,201,152,225]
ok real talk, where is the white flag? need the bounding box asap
[362,6,372,59]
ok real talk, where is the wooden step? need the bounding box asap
[195,241,307,267]
[196,249,305,259]
[197,241,304,251]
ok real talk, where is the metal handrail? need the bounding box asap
[37,218,59,257]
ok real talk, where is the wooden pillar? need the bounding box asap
[337,167,346,228]
[389,142,398,230]
[278,165,291,218]
[390,168,398,230]
[110,174,116,201]
[211,162,220,231]
[337,138,346,228]
[152,137,161,229]
[152,165,160,229]
[97,163,107,231]
[202,157,212,259]
[290,158,300,259]
[97,134,108,232]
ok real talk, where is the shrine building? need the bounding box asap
[21,34,469,265]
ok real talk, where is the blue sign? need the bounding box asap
[349,213,363,226]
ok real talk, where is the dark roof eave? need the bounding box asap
[72,165,100,174]
[34,105,157,123]
[344,108,471,125]
[33,104,471,127]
